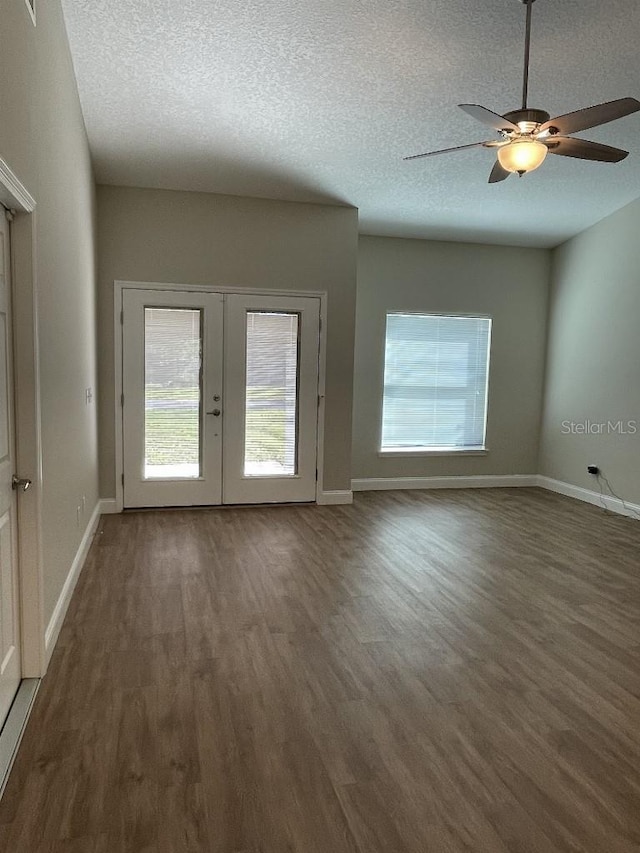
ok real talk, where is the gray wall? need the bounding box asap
[353,236,550,480]
[97,185,358,496]
[0,0,99,623]
[539,197,640,504]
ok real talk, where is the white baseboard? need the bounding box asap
[317,490,353,505]
[98,498,119,514]
[352,475,538,492]
[44,501,102,664]
[536,476,640,519]
[349,473,638,519]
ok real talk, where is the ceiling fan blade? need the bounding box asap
[459,104,518,133]
[543,136,629,162]
[540,98,640,136]
[404,141,494,161]
[488,160,511,183]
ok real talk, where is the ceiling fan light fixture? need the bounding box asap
[403,0,640,180]
[497,137,548,174]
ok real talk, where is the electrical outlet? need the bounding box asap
[587,465,599,475]
[85,387,93,405]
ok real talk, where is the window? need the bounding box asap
[244,311,300,477]
[381,313,491,453]
[144,307,202,479]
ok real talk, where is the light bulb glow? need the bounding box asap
[497,138,548,174]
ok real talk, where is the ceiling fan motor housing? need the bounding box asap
[503,109,550,132]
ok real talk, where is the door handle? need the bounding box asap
[206,408,221,417]
[12,475,32,492]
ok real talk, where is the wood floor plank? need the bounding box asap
[1,488,640,851]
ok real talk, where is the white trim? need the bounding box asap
[536,476,640,519]
[98,498,119,515]
[114,286,124,512]
[0,159,36,213]
[44,502,101,664]
[314,296,328,502]
[116,280,326,298]
[378,449,488,457]
[349,473,640,519]
[352,475,537,491]
[317,490,353,505]
[23,0,36,26]
[0,159,45,679]
[114,281,328,511]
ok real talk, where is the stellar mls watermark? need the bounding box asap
[561,420,638,435]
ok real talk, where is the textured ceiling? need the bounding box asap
[60,0,640,247]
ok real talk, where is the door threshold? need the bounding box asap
[123,501,316,513]
[0,678,40,801]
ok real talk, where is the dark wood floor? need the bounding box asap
[1,488,640,852]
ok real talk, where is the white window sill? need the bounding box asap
[378,448,489,458]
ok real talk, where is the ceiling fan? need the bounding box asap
[405,0,640,182]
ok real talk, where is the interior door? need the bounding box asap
[0,211,21,729]
[122,289,224,508]
[222,294,320,504]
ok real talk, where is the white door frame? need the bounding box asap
[114,280,328,512]
[0,157,46,678]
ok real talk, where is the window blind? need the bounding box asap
[144,307,202,479]
[381,313,491,451]
[244,311,299,477]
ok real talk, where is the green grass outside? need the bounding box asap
[144,386,288,466]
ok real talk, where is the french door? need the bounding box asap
[122,289,320,507]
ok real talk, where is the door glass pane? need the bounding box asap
[245,312,299,477]
[144,307,202,479]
